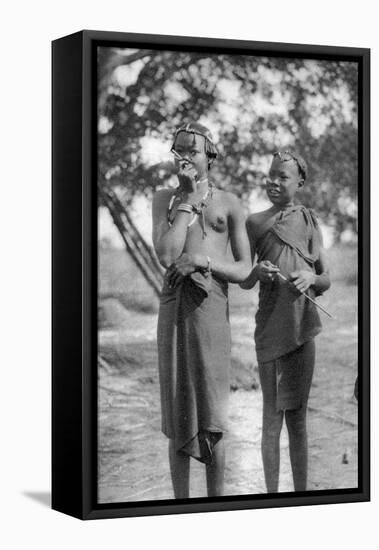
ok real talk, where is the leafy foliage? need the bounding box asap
[98,48,358,238]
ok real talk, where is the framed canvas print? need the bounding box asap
[52,30,370,520]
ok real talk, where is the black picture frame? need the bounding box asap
[52,29,370,520]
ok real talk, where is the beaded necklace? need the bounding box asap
[167,179,214,238]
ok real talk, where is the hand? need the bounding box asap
[177,162,198,191]
[256,260,279,283]
[167,253,201,288]
[290,270,316,293]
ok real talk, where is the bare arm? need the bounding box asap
[167,193,252,287]
[152,163,215,268]
[313,248,331,293]
[239,217,258,289]
[205,193,252,283]
[239,216,279,289]
[152,189,191,269]
[291,247,331,294]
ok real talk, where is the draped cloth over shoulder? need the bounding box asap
[270,205,322,265]
[255,206,323,409]
[158,271,230,464]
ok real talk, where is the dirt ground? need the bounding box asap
[98,280,358,503]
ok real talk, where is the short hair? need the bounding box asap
[273,150,308,181]
[171,122,218,164]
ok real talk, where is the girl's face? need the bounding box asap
[173,132,209,180]
[266,157,304,207]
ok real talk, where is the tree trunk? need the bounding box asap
[99,186,164,297]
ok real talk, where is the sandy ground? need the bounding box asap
[98,282,358,503]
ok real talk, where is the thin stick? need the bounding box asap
[276,271,334,319]
[171,149,195,165]
[171,149,189,162]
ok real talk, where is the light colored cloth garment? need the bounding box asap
[255,205,323,364]
[157,271,231,464]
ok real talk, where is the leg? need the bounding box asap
[205,435,225,497]
[285,407,308,491]
[284,341,315,492]
[168,439,190,498]
[259,362,284,493]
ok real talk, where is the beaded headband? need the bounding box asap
[273,150,307,181]
[171,123,218,160]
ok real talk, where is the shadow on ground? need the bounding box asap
[23,491,51,507]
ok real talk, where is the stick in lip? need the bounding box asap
[172,149,191,163]
[172,148,200,181]
[276,271,334,319]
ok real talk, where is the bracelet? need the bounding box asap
[177,203,193,214]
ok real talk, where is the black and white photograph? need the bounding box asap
[4,0,379,542]
[97,43,362,504]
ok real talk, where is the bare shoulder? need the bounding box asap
[246,208,274,239]
[153,187,175,205]
[152,188,176,212]
[247,208,271,228]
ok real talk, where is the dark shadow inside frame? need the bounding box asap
[52,29,370,520]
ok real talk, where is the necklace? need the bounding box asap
[167,179,214,238]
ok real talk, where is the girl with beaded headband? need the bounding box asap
[152,121,251,498]
[240,149,331,493]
